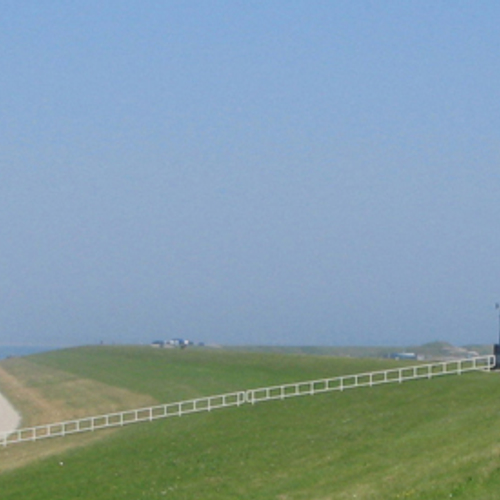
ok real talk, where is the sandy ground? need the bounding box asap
[0,389,20,436]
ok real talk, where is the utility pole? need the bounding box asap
[496,303,500,344]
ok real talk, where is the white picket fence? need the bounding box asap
[1,355,494,447]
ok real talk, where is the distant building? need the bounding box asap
[168,338,191,348]
[151,340,165,348]
[389,352,418,361]
[151,338,193,349]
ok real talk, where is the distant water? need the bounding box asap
[0,346,58,360]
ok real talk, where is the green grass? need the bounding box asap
[25,346,404,401]
[1,347,500,499]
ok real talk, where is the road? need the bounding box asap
[0,389,20,436]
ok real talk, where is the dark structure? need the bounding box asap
[494,344,500,370]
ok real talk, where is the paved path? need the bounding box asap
[0,389,20,436]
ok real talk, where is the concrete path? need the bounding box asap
[0,390,20,436]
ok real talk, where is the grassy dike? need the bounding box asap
[1,346,500,499]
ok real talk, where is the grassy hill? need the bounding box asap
[225,341,494,359]
[1,346,500,499]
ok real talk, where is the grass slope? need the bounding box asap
[1,347,500,499]
[22,346,404,401]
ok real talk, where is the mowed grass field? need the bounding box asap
[1,346,500,499]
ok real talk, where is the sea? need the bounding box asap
[0,345,59,360]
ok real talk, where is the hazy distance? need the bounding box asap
[1,2,499,348]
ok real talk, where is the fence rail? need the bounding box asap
[1,355,494,447]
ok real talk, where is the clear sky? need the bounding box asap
[1,1,499,347]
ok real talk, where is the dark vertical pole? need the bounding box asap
[497,303,500,345]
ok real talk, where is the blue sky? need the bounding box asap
[1,1,499,347]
